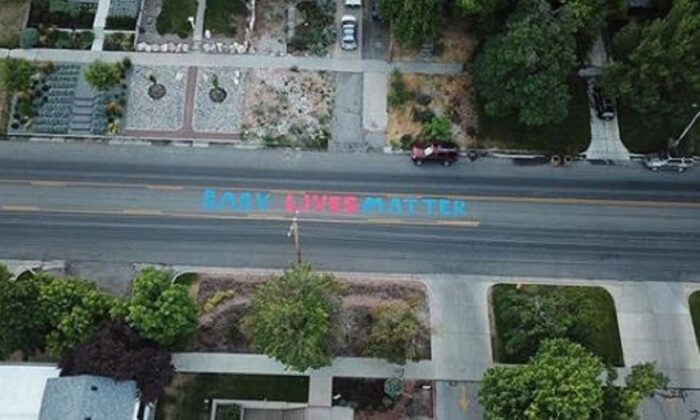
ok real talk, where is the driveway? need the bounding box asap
[361,0,389,60]
[330,72,364,152]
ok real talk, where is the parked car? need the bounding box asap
[344,0,361,8]
[340,16,358,51]
[411,142,459,166]
[592,87,616,120]
[643,154,695,172]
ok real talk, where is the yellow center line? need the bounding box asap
[0,178,698,209]
[0,206,481,228]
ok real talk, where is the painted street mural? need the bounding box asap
[202,189,469,218]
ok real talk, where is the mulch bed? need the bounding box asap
[193,273,431,359]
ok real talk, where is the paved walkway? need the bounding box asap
[169,266,700,418]
[0,48,463,76]
[91,0,110,51]
[583,37,630,161]
[193,0,206,42]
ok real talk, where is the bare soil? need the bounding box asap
[193,273,431,359]
[390,20,477,64]
[0,0,28,48]
[388,73,477,148]
[241,68,334,146]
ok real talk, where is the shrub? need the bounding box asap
[412,107,435,124]
[366,301,426,365]
[83,60,122,91]
[422,115,452,142]
[20,28,40,49]
[1,58,36,93]
[388,69,413,108]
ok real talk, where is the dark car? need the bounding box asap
[411,142,459,166]
[592,87,615,120]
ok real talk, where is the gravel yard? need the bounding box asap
[192,68,246,134]
[125,65,187,131]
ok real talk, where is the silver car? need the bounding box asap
[340,15,358,51]
[643,154,695,172]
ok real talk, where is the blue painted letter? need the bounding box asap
[203,189,218,211]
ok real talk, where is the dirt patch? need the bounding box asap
[250,0,288,54]
[0,0,28,48]
[193,273,431,359]
[388,73,477,149]
[390,20,477,63]
[241,68,334,148]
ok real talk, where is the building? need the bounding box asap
[38,375,139,420]
[0,364,60,420]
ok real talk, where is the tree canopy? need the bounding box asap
[480,339,606,419]
[473,0,578,126]
[379,0,442,47]
[479,338,668,419]
[244,264,344,371]
[366,301,426,365]
[603,0,700,135]
[121,267,199,347]
[38,274,116,356]
[83,60,122,91]
[496,286,598,362]
[0,266,48,358]
[59,319,175,403]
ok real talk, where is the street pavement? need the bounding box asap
[0,142,699,282]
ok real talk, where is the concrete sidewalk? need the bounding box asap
[0,48,463,76]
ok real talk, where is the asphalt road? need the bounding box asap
[0,142,699,282]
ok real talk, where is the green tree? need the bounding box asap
[457,0,509,15]
[379,0,441,47]
[83,60,122,91]
[496,286,598,362]
[479,338,605,419]
[0,266,49,358]
[38,274,116,356]
[422,115,452,142]
[0,58,36,93]
[122,268,199,347]
[244,264,344,371]
[603,362,668,419]
[603,0,700,135]
[366,301,426,365]
[473,0,578,126]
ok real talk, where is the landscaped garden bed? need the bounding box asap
[203,0,247,39]
[490,283,623,366]
[192,272,431,360]
[124,65,188,131]
[103,32,135,51]
[333,377,434,419]
[156,373,308,420]
[287,0,335,56]
[192,68,246,134]
[27,0,95,29]
[241,68,334,149]
[156,0,197,38]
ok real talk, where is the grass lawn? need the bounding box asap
[204,0,247,37]
[156,0,197,38]
[476,77,591,154]
[491,284,624,366]
[618,105,700,155]
[156,373,308,420]
[689,291,700,348]
[0,0,29,48]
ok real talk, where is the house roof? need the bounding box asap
[0,364,60,420]
[38,375,138,420]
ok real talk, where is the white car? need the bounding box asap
[340,15,358,51]
[643,154,695,172]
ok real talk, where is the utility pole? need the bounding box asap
[287,210,301,264]
[670,105,700,155]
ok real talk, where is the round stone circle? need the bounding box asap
[209,87,227,103]
[148,83,167,100]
